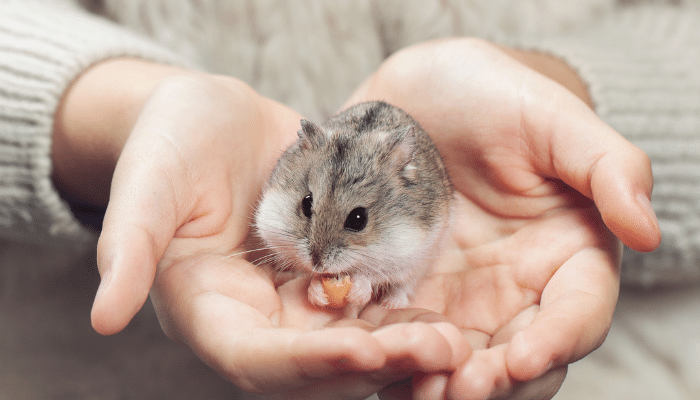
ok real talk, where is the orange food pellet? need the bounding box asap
[321,275,352,308]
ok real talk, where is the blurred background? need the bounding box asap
[1,0,699,399]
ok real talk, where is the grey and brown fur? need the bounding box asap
[255,101,452,311]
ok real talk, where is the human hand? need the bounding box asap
[344,38,661,399]
[64,60,469,398]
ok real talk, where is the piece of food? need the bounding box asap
[321,275,352,308]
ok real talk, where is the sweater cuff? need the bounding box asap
[0,1,190,246]
[512,5,700,286]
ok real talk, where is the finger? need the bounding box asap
[506,246,620,381]
[182,291,386,396]
[447,345,507,400]
[589,152,660,252]
[156,256,387,394]
[373,321,470,373]
[290,328,387,379]
[354,310,472,400]
[501,366,567,400]
[443,344,568,400]
[378,377,413,400]
[91,135,180,335]
[412,373,449,400]
[412,366,568,400]
[283,371,406,400]
[364,307,472,370]
[306,318,468,400]
[520,74,660,252]
[92,223,164,335]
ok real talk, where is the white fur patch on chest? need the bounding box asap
[384,219,427,258]
[361,218,430,280]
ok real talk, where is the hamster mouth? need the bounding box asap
[316,272,349,281]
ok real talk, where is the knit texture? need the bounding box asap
[1,0,698,285]
[0,0,186,245]
[101,0,617,121]
[513,4,700,286]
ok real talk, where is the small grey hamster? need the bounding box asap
[255,101,452,311]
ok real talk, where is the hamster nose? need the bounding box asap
[310,248,324,272]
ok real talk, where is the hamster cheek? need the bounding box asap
[255,188,296,246]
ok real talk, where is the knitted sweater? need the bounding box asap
[1,0,698,286]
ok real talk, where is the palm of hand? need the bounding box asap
[407,188,618,398]
[338,37,634,398]
[151,145,617,400]
[96,38,657,400]
[129,77,465,398]
[150,85,619,399]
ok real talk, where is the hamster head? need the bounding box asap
[255,103,450,284]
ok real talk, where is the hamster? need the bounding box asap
[254,101,452,311]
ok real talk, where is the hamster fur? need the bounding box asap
[255,101,452,311]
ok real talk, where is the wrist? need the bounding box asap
[52,58,198,207]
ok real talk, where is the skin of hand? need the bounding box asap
[52,35,661,399]
[52,59,470,399]
[342,38,661,399]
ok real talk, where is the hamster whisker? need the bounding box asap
[346,249,395,282]
[252,222,287,234]
[212,244,294,263]
[253,224,299,242]
[342,250,377,274]
[213,248,265,262]
[250,251,290,267]
[271,257,301,274]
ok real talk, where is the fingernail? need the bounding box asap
[94,270,112,304]
[530,360,555,380]
[545,361,554,373]
[637,193,660,231]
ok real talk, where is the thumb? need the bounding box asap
[91,137,180,335]
[524,78,661,253]
[589,149,660,253]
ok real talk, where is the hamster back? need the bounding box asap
[255,101,452,309]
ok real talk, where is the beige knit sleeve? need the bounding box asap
[515,4,700,286]
[0,0,188,246]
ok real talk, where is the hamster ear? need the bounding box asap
[387,125,417,172]
[298,119,326,150]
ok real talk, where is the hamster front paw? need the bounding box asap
[308,276,330,307]
[346,275,373,308]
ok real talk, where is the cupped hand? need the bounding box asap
[344,38,661,399]
[91,73,469,399]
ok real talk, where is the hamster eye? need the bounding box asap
[301,194,313,218]
[344,207,367,232]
